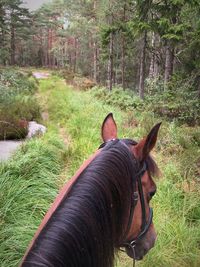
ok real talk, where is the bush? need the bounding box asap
[91,86,143,111]
[0,69,37,96]
[0,68,41,140]
[52,69,75,83]
[144,76,200,126]
[91,77,199,126]
[73,76,96,90]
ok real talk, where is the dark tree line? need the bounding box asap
[1,0,200,99]
[0,0,31,65]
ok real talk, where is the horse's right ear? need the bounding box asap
[101,113,118,142]
[133,122,161,162]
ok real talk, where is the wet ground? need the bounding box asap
[0,141,23,161]
[33,72,50,79]
[0,71,49,162]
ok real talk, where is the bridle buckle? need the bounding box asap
[130,240,136,248]
[133,192,138,202]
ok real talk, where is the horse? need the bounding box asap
[20,113,161,267]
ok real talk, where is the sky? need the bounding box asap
[22,0,51,11]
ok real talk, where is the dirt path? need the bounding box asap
[33,71,50,79]
[35,72,72,187]
[0,140,23,161]
[33,72,50,79]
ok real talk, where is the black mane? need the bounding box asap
[22,140,156,267]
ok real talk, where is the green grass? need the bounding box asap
[1,73,199,267]
[0,68,41,139]
[39,75,200,267]
[39,76,126,178]
[0,129,66,266]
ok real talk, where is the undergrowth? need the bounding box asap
[1,73,199,267]
[91,82,200,126]
[39,75,200,267]
[0,68,41,139]
[0,130,66,267]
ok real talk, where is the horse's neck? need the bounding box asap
[22,169,118,267]
[21,147,131,267]
[21,149,102,266]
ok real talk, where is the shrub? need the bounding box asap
[91,86,143,111]
[144,76,200,126]
[91,76,200,126]
[0,68,41,140]
[52,69,75,83]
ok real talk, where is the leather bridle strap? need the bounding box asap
[120,161,153,266]
[137,163,147,231]
[99,139,153,265]
[121,208,153,267]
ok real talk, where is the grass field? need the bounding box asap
[0,73,199,266]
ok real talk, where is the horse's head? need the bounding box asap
[101,113,161,261]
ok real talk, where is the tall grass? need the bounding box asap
[1,73,199,267]
[0,131,66,266]
[39,77,125,178]
[39,75,200,266]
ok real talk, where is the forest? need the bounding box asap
[0,0,200,267]
[1,0,200,100]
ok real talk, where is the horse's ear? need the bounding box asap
[101,113,117,142]
[134,123,161,161]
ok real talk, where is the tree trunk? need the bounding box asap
[93,40,98,82]
[49,28,53,67]
[121,4,126,90]
[47,28,53,67]
[10,22,15,65]
[0,4,6,65]
[45,28,50,66]
[149,32,155,78]
[197,76,200,98]
[139,31,147,99]
[107,31,114,91]
[121,33,125,90]
[73,37,77,73]
[149,32,160,79]
[93,0,98,82]
[164,42,174,86]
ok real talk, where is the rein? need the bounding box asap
[99,139,153,267]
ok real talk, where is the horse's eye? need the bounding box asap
[149,189,156,199]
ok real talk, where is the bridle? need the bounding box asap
[99,139,153,267]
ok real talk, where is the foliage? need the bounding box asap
[0,0,31,65]
[43,75,200,267]
[51,69,75,83]
[1,0,200,112]
[0,69,37,101]
[0,132,66,267]
[91,86,143,111]
[1,74,199,267]
[145,76,200,125]
[91,82,200,126]
[0,69,41,139]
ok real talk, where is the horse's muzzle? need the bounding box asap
[125,227,157,260]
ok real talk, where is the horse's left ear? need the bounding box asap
[101,113,118,142]
[134,123,162,162]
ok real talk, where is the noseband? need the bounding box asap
[99,139,153,266]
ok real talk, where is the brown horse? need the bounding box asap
[21,113,161,267]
